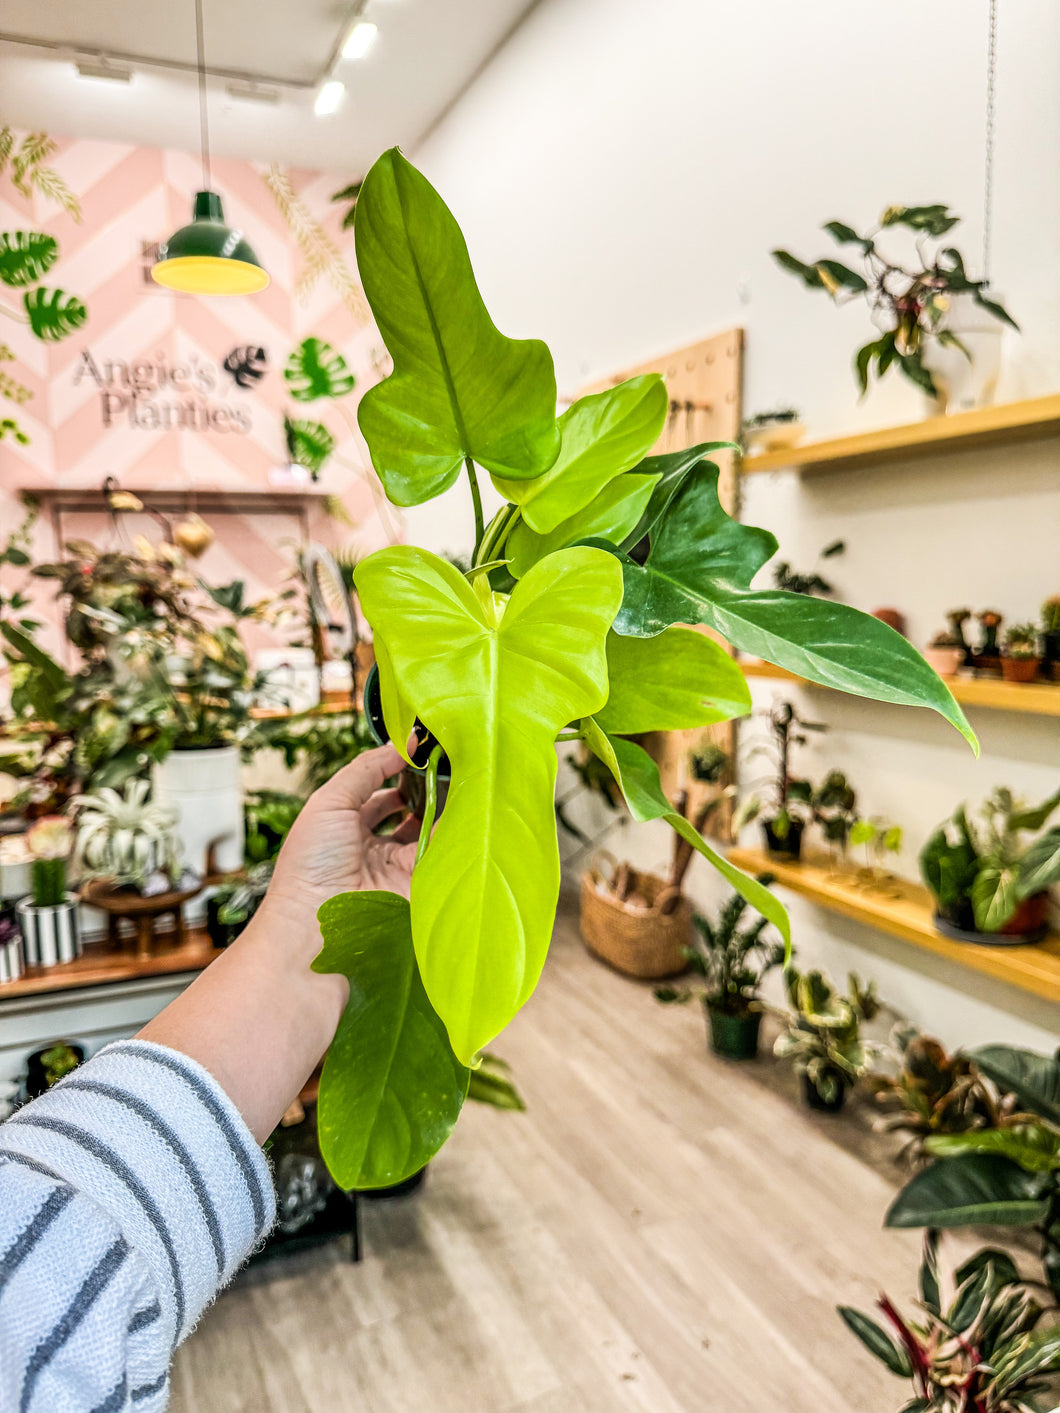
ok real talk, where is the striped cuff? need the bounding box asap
[0,1039,274,1347]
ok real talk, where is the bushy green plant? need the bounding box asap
[774,967,882,1103]
[921,788,1060,934]
[654,882,783,1017]
[774,204,1018,397]
[840,1236,1060,1412]
[1004,623,1040,660]
[308,148,975,1190]
[811,769,859,855]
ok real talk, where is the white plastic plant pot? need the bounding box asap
[255,647,320,715]
[921,293,1004,414]
[154,745,245,921]
[0,931,22,983]
[16,894,82,967]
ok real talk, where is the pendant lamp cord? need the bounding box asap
[195,0,212,190]
[982,0,998,285]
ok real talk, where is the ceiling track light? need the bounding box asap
[342,20,378,60]
[151,0,269,296]
[225,80,281,105]
[76,56,132,83]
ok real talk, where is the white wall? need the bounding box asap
[411,0,1060,1049]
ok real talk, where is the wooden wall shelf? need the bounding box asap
[0,928,224,1001]
[741,660,1060,718]
[22,486,330,515]
[728,846,1060,1005]
[740,394,1060,475]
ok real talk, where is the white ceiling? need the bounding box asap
[0,0,539,173]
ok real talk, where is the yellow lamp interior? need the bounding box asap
[151,256,271,296]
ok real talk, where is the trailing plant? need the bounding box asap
[920,788,1060,935]
[840,1235,1060,1412]
[772,539,845,597]
[774,204,1018,397]
[654,881,783,1017]
[887,1044,1060,1303]
[25,815,74,907]
[71,778,181,891]
[742,407,799,429]
[736,699,825,842]
[774,967,882,1103]
[308,148,975,1190]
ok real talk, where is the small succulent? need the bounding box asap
[1042,596,1060,635]
[929,629,963,649]
[1004,623,1040,660]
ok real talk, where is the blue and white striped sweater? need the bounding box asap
[0,1040,275,1412]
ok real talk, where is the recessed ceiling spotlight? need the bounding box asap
[342,21,378,60]
[314,80,346,116]
[76,58,132,82]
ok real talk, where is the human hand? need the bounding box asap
[256,744,420,955]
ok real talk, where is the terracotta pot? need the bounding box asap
[873,608,906,636]
[923,646,963,677]
[1001,657,1041,683]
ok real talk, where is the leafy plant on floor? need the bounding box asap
[920,788,1060,935]
[774,967,882,1104]
[840,1235,1060,1412]
[654,881,783,1017]
[310,147,975,1189]
[887,1045,1060,1301]
[773,204,1018,397]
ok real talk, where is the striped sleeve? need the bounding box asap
[0,1039,275,1412]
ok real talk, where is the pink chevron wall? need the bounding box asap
[0,131,398,653]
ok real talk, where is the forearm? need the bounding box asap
[137,898,346,1144]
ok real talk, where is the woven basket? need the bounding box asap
[580,852,691,979]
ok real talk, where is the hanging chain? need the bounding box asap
[194,0,211,190]
[982,0,998,285]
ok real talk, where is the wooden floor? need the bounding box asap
[171,903,924,1413]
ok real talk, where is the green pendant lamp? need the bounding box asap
[152,0,269,296]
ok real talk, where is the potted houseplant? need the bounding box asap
[774,204,1018,407]
[24,1039,85,1101]
[736,700,825,860]
[1042,595,1060,681]
[303,148,975,1192]
[740,407,804,456]
[771,539,845,597]
[849,816,904,893]
[775,967,881,1112]
[975,609,1004,675]
[653,882,784,1060]
[840,1236,1060,1411]
[207,862,273,949]
[16,815,80,966]
[71,778,183,893]
[920,786,1060,943]
[0,910,22,984]
[810,769,859,867]
[923,629,964,677]
[1001,621,1042,683]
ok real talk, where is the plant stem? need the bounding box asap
[466,457,485,556]
[415,746,443,868]
[555,730,584,743]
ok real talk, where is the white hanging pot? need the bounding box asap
[153,746,244,919]
[920,292,1005,415]
[17,895,82,967]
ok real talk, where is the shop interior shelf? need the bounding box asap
[728,846,1060,1005]
[739,393,1060,475]
[0,928,225,1000]
[740,660,1060,718]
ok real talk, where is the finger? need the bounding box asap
[317,744,404,812]
[361,787,406,832]
[391,812,422,845]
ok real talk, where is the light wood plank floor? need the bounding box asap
[171,904,925,1413]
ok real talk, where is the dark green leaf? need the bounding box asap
[814,259,868,294]
[772,249,826,288]
[948,1260,996,1332]
[619,442,739,552]
[822,221,872,252]
[855,338,880,396]
[886,1153,1049,1230]
[0,230,58,287]
[1017,827,1060,898]
[918,1231,941,1316]
[936,329,972,362]
[897,352,937,397]
[313,890,470,1188]
[971,1045,1060,1126]
[881,205,959,236]
[954,1246,1021,1291]
[837,1306,913,1377]
[284,337,355,402]
[0,619,68,690]
[284,415,335,476]
[23,286,87,342]
[919,818,978,914]
[1008,786,1060,834]
[876,329,897,376]
[467,1054,526,1111]
[972,290,1020,331]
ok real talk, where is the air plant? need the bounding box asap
[71,778,181,892]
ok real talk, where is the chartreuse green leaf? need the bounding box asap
[355,148,560,506]
[619,442,739,551]
[885,1152,1049,1229]
[312,891,470,1189]
[355,545,623,1062]
[971,1045,1060,1126]
[836,1307,912,1378]
[594,627,750,734]
[609,465,977,753]
[583,722,790,951]
[506,472,659,579]
[924,1124,1060,1174]
[493,375,668,533]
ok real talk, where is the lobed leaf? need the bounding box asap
[594,626,750,734]
[506,471,659,579]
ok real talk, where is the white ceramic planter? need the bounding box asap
[154,745,245,893]
[0,933,22,983]
[921,293,1005,414]
[17,894,82,967]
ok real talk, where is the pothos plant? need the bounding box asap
[310,148,977,1191]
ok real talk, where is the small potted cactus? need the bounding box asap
[1001,622,1041,683]
[16,816,81,967]
[922,630,963,677]
[1042,595,1060,680]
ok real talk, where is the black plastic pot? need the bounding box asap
[206,893,261,950]
[364,662,450,820]
[762,817,803,861]
[360,1167,428,1200]
[933,896,1049,948]
[707,1005,762,1061]
[24,1041,85,1101]
[801,1067,848,1113]
[1043,630,1060,681]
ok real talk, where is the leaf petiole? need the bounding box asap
[415,745,443,868]
[466,457,485,555]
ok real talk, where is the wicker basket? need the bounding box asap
[579,852,691,979]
